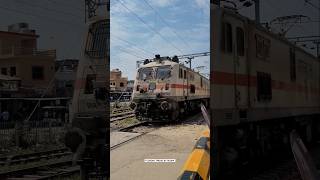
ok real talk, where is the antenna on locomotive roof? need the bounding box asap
[155,54,161,63]
[172,55,179,63]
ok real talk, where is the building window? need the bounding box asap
[1,68,7,75]
[221,22,233,53]
[84,74,96,94]
[257,72,272,101]
[85,19,109,58]
[236,27,244,56]
[290,47,296,81]
[32,66,44,80]
[10,67,16,76]
[120,82,124,87]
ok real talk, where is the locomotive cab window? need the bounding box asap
[179,68,183,79]
[184,70,187,79]
[221,22,233,53]
[236,27,244,56]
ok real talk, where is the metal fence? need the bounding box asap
[0,120,67,151]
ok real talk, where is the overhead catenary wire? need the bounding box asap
[304,0,320,10]
[141,0,193,51]
[115,0,185,54]
[115,44,151,59]
[111,35,156,56]
[116,47,148,59]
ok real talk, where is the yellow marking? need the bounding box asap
[178,129,210,180]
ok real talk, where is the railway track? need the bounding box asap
[0,147,79,179]
[111,113,204,151]
[111,121,154,150]
[111,111,135,122]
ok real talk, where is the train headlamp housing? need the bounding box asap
[160,101,171,110]
[130,102,137,111]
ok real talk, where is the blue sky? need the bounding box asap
[110,0,210,80]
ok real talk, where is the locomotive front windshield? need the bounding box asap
[138,67,155,80]
[156,66,171,79]
[138,66,171,80]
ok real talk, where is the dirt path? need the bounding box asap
[110,115,207,180]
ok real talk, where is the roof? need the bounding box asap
[0,31,39,38]
[141,59,179,68]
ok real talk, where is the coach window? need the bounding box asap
[179,68,183,79]
[184,70,187,79]
[84,74,96,94]
[290,47,296,81]
[221,22,225,52]
[257,72,272,101]
[200,77,203,87]
[264,39,270,57]
[236,27,244,56]
[190,84,195,94]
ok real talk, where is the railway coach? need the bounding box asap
[130,55,210,121]
[211,7,320,173]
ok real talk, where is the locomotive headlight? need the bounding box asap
[130,102,137,110]
[160,101,171,110]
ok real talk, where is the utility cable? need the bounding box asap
[111,35,155,56]
[141,0,192,51]
[115,0,184,54]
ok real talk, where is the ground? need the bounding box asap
[110,114,207,180]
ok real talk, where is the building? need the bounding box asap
[0,23,57,118]
[0,23,56,97]
[110,68,128,91]
[55,59,79,97]
[126,80,134,92]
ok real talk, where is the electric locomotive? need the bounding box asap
[130,55,209,121]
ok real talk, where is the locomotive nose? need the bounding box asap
[160,101,171,110]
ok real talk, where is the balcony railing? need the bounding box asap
[0,47,56,58]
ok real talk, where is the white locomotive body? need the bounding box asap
[131,56,209,121]
[211,8,320,126]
